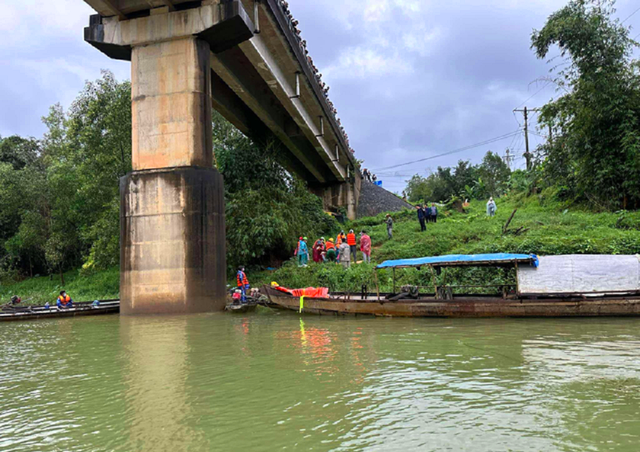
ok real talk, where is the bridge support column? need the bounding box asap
[121,37,226,314]
[314,175,361,221]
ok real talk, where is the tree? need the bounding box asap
[0,136,39,170]
[477,151,511,197]
[215,113,338,269]
[532,0,640,209]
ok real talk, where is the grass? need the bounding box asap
[253,193,640,291]
[0,267,120,306]
[5,192,640,302]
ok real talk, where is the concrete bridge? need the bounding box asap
[80,0,361,314]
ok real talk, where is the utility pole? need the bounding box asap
[514,106,541,171]
[503,148,513,170]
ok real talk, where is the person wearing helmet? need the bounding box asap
[347,229,357,261]
[325,237,337,262]
[296,237,309,267]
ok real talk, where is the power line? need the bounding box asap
[371,130,522,172]
[622,6,640,24]
[514,81,553,110]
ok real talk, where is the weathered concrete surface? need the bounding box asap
[356,181,413,218]
[312,173,361,220]
[132,37,212,170]
[120,168,226,314]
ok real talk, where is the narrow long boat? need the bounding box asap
[263,254,640,318]
[0,300,120,322]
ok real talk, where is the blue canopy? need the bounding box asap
[376,253,539,270]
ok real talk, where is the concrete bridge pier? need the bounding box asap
[313,174,361,221]
[121,36,226,314]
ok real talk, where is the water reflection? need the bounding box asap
[119,316,198,451]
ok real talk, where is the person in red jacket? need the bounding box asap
[360,230,372,264]
[347,229,357,262]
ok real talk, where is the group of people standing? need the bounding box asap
[362,168,377,183]
[294,230,372,268]
[415,203,438,232]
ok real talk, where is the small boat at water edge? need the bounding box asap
[0,300,120,322]
[225,300,260,313]
[263,254,640,318]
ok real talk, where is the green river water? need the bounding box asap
[1,311,640,451]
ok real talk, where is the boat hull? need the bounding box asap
[0,301,120,322]
[263,287,640,318]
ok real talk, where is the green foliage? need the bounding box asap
[531,0,640,209]
[405,152,511,203]
[0,135,39,170]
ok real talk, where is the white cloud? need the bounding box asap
[0,0,96,45]
[324,46,413,80]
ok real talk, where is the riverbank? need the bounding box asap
[4,193,640,303]
[0,268,119,305]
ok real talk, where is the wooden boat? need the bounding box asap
[225,301,259,313]
[0,300,120,322]
[263,254,640,318]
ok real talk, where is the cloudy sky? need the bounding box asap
[1,0,639,192]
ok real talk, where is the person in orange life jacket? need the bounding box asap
[346,229,357,261]
[236,266,250,303]
[325,238,337,262]
[57,291,73,309]
[336,231,346,246]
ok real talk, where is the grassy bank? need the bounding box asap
[5,192,640,302]
[254,193,640,290]
[0,268,119,306]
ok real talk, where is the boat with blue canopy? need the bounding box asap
[376,253,539,270]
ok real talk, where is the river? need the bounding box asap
[1,311,640,451]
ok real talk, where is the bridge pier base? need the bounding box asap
[120,168,226,314]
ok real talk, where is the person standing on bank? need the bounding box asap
[487,197,497,217]
[431,203,438,223]
[416,205,426,232]
[360,231,371,264]
[385,214,393,239]
[338,239,351,269]
[347,229,357,262]
[424,204,432,225]
[296,237,309,266]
